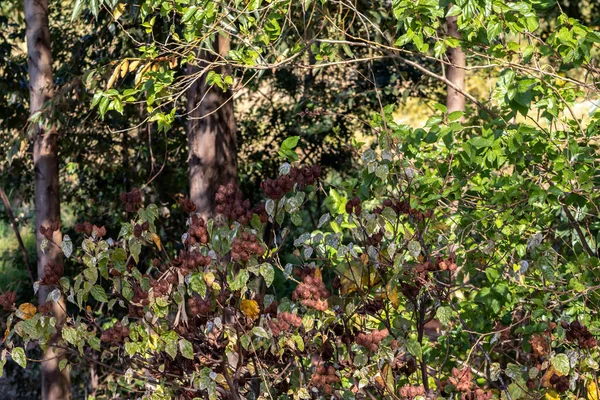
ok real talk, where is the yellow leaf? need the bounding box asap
[128,60,140,72]
[113,2,126,20]
[387,288,400,308]
[152,233,162,251]
[545,390,560,400]
[215,373,229,390]
[120,59,129,78]
[17,303,37,320]
[542,366,559,387]
[204,272,215,286]
[589,380,599,400]
[240,299,260,320]
[134,64,151,87]
[314,266,322,280]
[106,66,120,90]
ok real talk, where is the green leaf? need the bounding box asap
[551,353,570,375]
[71,0,86,21]
[90,0,99,18]
[125,342,137,357]
[179,338,194,359]
[61,235,73,258]
[406,339,422,360]
[251,327,271,338]
[62,327,79,345]
[448,111,464,122]
[469,136,494,148]
[182,6,197,23]
[446,4,461,17]
[129,238,142,263]
[164,332,178,360]
[259,263,275,287]
[292,334,304,351]
[190,273,207,297]
[12,347,26,369]
[83,267,98,285]
[280,136,300,151]
[90,285,108,303]
[59,359,69,371]
[435,306,453,327]
[230,269,249,291]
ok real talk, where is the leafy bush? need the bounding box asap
[2,114,600,400]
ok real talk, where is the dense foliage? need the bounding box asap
[0,0,599,399]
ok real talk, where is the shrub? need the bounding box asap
[1,128,600,400]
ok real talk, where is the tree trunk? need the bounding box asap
[186,34,237,218]
[24,0,70,398]
[445,12,466,115]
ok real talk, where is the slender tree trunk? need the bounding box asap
[186,34,237,217]
[445,11,466,115]
[24,0,70,398]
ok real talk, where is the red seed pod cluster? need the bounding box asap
[367,230,384,246]
[399,385,425,398]
[392,355,418,377]
[461,389,493,400]
[38,301,53,315]
[100,322,130,344]
[172,250,211,276]
[150,278,170,297]
[187,297,212,316]
[120,188,143,212]
[215,182,253,224]
[435,254,458,272]
[133,221,150,238]
[345,196,362,216]
[449,367,473,392]
[400,281,421,299]
[268,312,302,336]
[0,291,16,311]
[312,365,339,395]
[549,373,570,393]
[293,266,316,280]
[373,199,433,221]
[75,222,107,238]
[359,297,384,315]
[252,202,268,224]
[179,196,197,214]
[264,301,278,317]
[128,304,144,318]
[231,232,264,263]
[261,165,322,200]
[292,275,330,311]
[40,261,64,286]
[39,221,60,240]
[526,379,536,390]
[356,328,389,351]
[185,215,209,246]
[562,320,597,349]
[131,284,149,306]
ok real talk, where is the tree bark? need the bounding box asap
[445,11,466,115]
[186,34,237,218]
[24,0,71,398]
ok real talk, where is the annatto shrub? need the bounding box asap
[1,132,600,400]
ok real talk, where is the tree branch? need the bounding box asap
[0,187,35,285]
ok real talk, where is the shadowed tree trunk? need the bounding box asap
[187,34,237,217]
[446,11,466,115]
[24,0,70,398]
